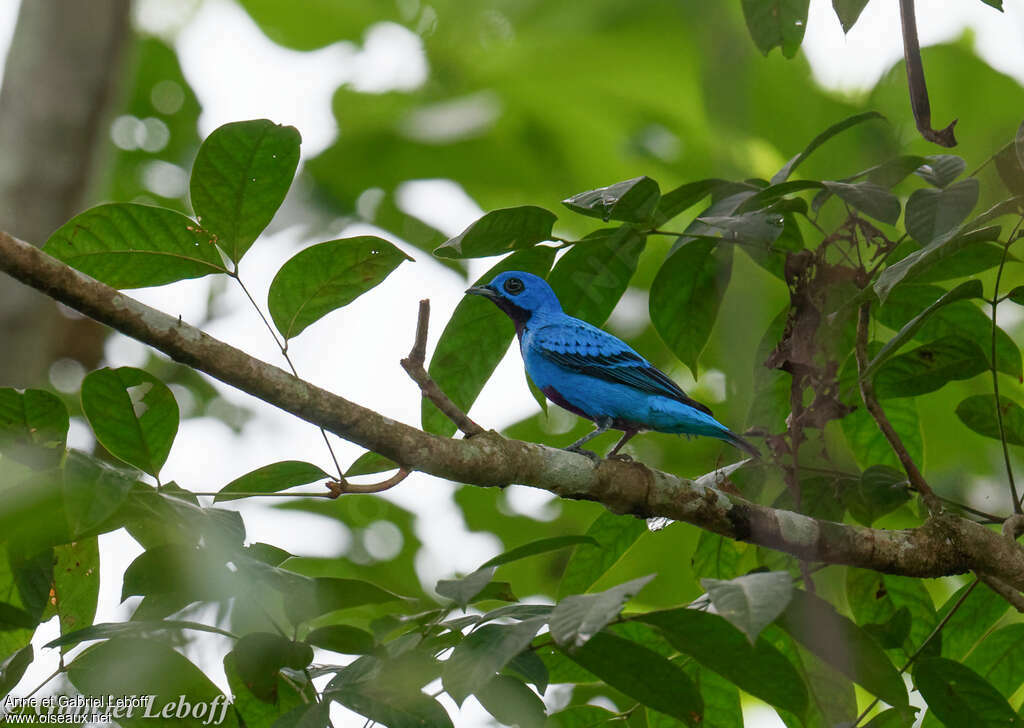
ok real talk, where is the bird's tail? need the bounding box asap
[723,430,760,459]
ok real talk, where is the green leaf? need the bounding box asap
[331,684,453,728]
[285,577,406,624]
[344,451,399,477]
[650,238,733,376]
[189,119,301,263]
[964,623,1024,698]
[51,539,99,652]
[915,155,967,188]
[435,567,497,608]
[636,608,808,716]
[833,0,871,32]
[305,625,376,654]
[44,203,226,288]
[772,111,885,183]
[44,619,235,649]
[562,176,661,223]
[914,657,1020,727]
[442,617,547,704]
[858,155,929,188]
[0,645,32,697]
[677,662,744,728]
[777,589,909,709]
[271,702,331,728]
[701,571,793,644]
[122,544,234,601]
[224,653,305,728]
[68,637,237,728]
[691,532,742,580]
[652,179,722,226]
[81,367,179,477]
[843,465,910,526]
[233,632,311,702]
[741,0,810,58]
[735,180,823,213]
[994,141,1024,196]
[938,582,1010,661]
[215,461,330,502]
[423,246,556,437]
[698,210,786,245]
[875,179,980,300]
[561,631,703,726]
[0,602,37,631]
[0,388,68,467]
[481,535,599,569]
[549,574,654,648]
[873,336,988,399]
[267,236,411,340]
[558,511,647,597]
[547,226,646,326]
[823,181,901,224]
[956,395,1024,445]
[546,706,617,728]
[504,648,549,693]
[1008,285,1024,306]
[475,676,546,728]
[434,206,557,259]
[862,606,912,650]
[911,242,1007,283]
[846,570,938,660]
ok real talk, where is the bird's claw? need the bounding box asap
[608,452,633,462]
[565,445,601,464]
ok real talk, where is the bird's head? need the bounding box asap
[465,270,562,326]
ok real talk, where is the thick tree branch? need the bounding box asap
[4,231,1024,588]
[899,0,957,147]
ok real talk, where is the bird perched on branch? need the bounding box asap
[467,270,759,461]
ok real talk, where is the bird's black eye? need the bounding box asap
[503,277,525,295]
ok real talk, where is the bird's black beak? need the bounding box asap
[465,285,499,300]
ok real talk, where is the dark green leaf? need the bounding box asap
[51,539,99,652]
[62,451,136,538]
[701,571,793,644]
[862,606,912,650]
[434,206,557,259]
[547,226,645,325]
[44,619,234,649]
[741,0,810,58]
[994,141,1024,196]
[777,589,909,708]
[964,623,1024,698]
[873,336,988,399]
[698,210,786,245]
[189,119,301,263]
[1009,285,1024,306]
[691,531,742,580]
[81,367,179,477]
[122,544,234,601]
[475,676,546,728]
[844,465,910,526]
[549,574,654,648]
[914,657,1020,727]
[864,709,912,728]
[305,625,376,654]
[910,241,1007,283]
[735,180,823,213]
[823,181,901,224]
[442,617,547,704]
[915,155,967,188]
[652,179,722,226]
[546,706,617,728]
[504,648,549,693]
[562,631,703,726]
[344,451,399,477]
[771,111,885,183]
[0,645,32,697]
[0,388,68,467]
[0,603,37,631]
[833,0,871,32]
[558,511,647,597]
[860,155,929,188]
[423,246,556,437]
[956,395,1024,445]
[233,632,309,702]
[676,662,743,728]
[271,702,330,728]
[267,236,411,340]
[286,577,405,624]
[44,203,226,288]
[939,582,1010,661]
[650,238,733,376]
[562,176,661,223]
[636,608,808,716]
[481,535,599,569]
[435,567,496,608]
[332,684,453,728]
[215,461,329,502]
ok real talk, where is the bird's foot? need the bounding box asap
[608,452,634,462]
[565,445,601,464]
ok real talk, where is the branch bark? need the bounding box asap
[3,230,1024,589]
[899,0,957,147]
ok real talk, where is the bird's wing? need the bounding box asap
[532,318,713,416]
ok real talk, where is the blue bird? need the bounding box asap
[467,271,759,460]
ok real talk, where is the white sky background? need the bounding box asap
[3,0,1024,725]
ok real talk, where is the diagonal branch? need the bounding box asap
[899,0,957,147]
[5,230,1024,590]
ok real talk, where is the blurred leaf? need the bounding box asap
[549,574,654,648]
[862,606,912,650]
[423,246,556,437]
[442,617,547,704]
[736,179,823,213]
[741,0,809,58]
[546,706,617,727]
[305,625,376,654]
[332,684,453,728]
[846,570,938,660]
[857,155,928,188]
[548,226,645,325]
[676,662,743,728]
[68,637,237,728]
[914,155,966,188]
[224,652,305,728]
[558,511,647,597]
[938,582,1010,661]
[504,648,549,694]
[285,577,406,624]
[777,589,909,709]
[1009,285,1024,306]
[482,535,598,569]
[0,388,68,467]
[51,539,99,652]
[562,631,703,726]
[271,702,331,728]
[772,111,885,183]
[0,603,37,631]
[650,239,733,376]
[434,206,556,259]
[701,571,793,644]
[0,645,32,697]
[81,367,179,477]
[909,241,1007,283]
[44,203,225,288]
[562,176,661,224]
[994,141,1024,196]
[267,236,411,340]
[844,465,910,526]
[833,0,871,32]
[914,658,1019,727]
[698,210,785,245]
[122,544,234,602]
[956,395,1024,445]
[691,532,742,580]
[215,461,329,502]
[189,119,301,262]
[233,632,310,702]
[436,567,496,608]
[344,451,399,477]
[637,608,808,716]
[652,179,722,226]
[964,623,1024,699]
[475,675,546,728]
[45,619,234,649]
[873,336,988,399]
[823,181,901,224]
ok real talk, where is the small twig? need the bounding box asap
[977,573,1024,613]
[401,299,485,437]
[855,303,942,515]
[326,468,411,496]
[899,0,957,147]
